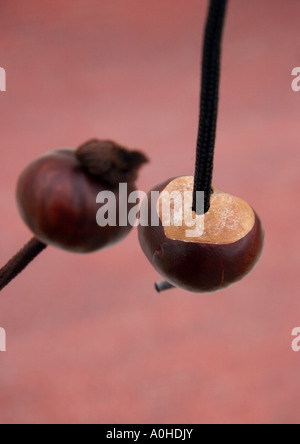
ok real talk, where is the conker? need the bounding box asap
[17,140,147,253]
[138,176,264,293]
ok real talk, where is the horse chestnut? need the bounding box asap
[17,140,147,253]
[138,176,264,293]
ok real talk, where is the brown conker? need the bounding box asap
[138,176,265,293]
[17,140,147,253]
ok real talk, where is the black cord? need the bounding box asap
[157,0,229,293]
[0,238,47,292]
[193,0,228,214]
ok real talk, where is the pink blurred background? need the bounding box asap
[0,0,299,424]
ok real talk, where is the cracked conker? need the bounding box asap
[138,176,264,293]
[17,140,147,253]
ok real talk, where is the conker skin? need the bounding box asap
[17,146,143,253]
[138,177,265,293]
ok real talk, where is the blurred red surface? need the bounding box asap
[0,0,299,424]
